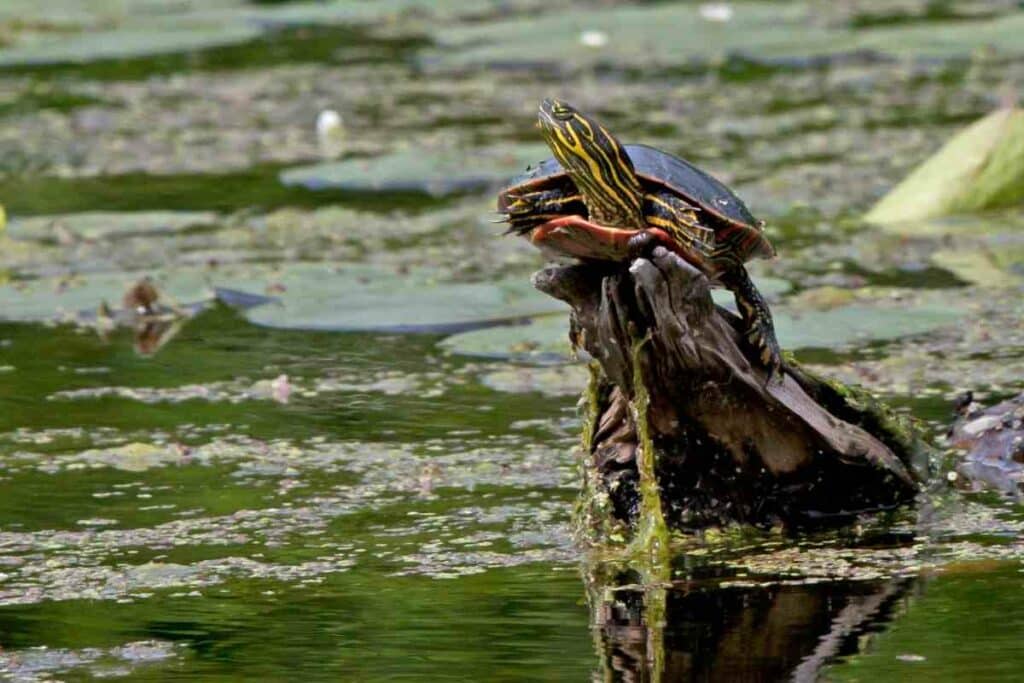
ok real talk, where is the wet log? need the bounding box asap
[532,247,924,533]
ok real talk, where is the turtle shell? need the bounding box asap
[502,143,773,261]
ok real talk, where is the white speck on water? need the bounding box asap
[699,4,734,22]
[316,110,343,140]
[897,654,927,662]
[316,109,345,158]
[579,30,608,48]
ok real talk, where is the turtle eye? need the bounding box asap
[551,103,575,121]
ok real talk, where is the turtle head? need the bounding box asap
[537,99,644,227]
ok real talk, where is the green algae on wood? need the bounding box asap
[628,333,670,565]
[866,107,1024,225]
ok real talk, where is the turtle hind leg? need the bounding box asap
[720,266,783,381]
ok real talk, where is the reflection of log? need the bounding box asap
[588,567,912,682]
[533,248,923,531]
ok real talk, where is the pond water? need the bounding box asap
[1,1,1024,681]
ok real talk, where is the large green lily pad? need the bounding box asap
[0,262,569,332]
[0,269,214,322]
[866,108,1024,225]
[0,24,263,66]
[280,144,550,197]
[236,263,568,332]
[774,303,961,350]
[442,277,790,360]
[0,0,560,67]
[426,3,1024,72]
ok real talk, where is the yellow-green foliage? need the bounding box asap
[866,107,1024,225]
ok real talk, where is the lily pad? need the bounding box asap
[866,107,1024,225]
[426,3,825,72]
[442,292,960,360]
[426,3,1024,72]
[932,246,1024,287]
[0,24,263,66]
[0,269,214,322]
[7,211,217,242]
[774,303,961,350]
[200,0,550,29]
[0,0,534,66]
[280,143,550,196]
[442,277,790,360]
[229,263,568,333]
[440,314,572,360]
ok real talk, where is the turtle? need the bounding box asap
[498,98,782,377]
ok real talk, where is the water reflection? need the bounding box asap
[588,566,912,682]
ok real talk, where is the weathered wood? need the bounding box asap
[533,248,922,531]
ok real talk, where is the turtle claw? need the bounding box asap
[724,266,784,382]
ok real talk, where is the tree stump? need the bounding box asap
[532,248,925,535]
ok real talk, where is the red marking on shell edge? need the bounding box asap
[528,216,706,270]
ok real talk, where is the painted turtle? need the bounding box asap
[498,99,781,376]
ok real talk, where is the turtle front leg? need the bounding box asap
[719,266,783,381]
[500,189,587,236]
[499,188,585,218]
